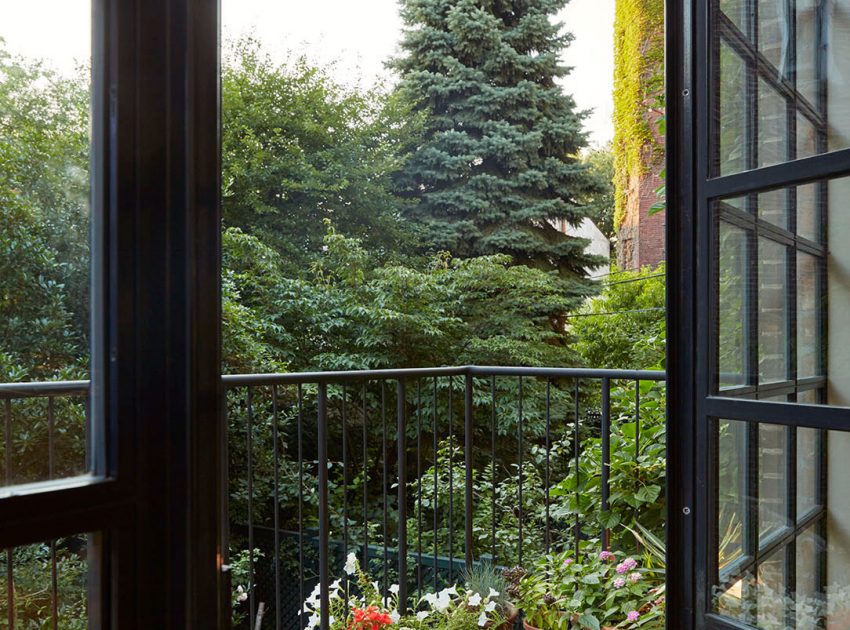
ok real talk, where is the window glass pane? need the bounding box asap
[758,188,786,230]
[797,113,818,160]
[796,182,820,242]
[758,0,788,75]
[758,238,787,384]
[718,40,748,176]
[797,252,820,378]
[718,220,749,389]
[759,424,788,539]
[827,1,850,153]
[795,525,823,630]
[797,427,819,517]
[0,2,93,488]
[713,176,850,405]
[796,0,819,107]
[758,79,788,169]
[718,419,747,569]
[756,546,787,627]
[721,0,749,33]
[0,535,89,626]
[713,0,850,174]
[712,421,840,627]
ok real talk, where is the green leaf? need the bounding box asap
[578,612,601,630]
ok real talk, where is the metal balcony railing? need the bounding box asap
[0,367,666,630]
[222,366,666,630]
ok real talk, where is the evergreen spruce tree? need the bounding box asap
[392,0,604,281]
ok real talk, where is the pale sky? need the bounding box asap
[0,0,615,146]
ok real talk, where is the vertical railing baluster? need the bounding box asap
[491,376,497,563]
[448,376,454,583]
[601,377,611,550]
[342,384,349,612]
[272,385,281,630]
[574,379,581,557]
[298,384,305,629]
[6,547,13,628]
[51,540,58,629]
[545,379,551,555]
[363,382,369,569]
[518,376,524,567]
[416,379,423,599]
[635,380,641,460]
[48,397,55,479]
[432,378,438,590]
[246,387,255,629]
[318,383,330,630]
[464,374,474,570]
[382,381,388,595]
[397,380,408,614]
[49,396,59,629]
[4,399,11,485]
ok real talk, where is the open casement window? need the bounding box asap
[0,1,224,627]
[670,0,850,628]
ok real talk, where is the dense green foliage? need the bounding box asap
[0,44,89,381]
[222,39,419,274]
[571,265,665,371]
[579,145,616,240]
[391,0,604,284]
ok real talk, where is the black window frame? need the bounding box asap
[0,0,225,627]
[669,1,850,630]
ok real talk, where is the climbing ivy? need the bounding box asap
[612,0,665,229]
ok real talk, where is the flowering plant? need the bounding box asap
[506,548,664,630]
[300,553,506,630]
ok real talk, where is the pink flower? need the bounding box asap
[616,558,638,574]
[628,572,641,584]
[598,551,615,562]
[613,578,626,589]
[562,558,574,567]
[627,611,640,623]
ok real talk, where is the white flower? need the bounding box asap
[307,613,321,630]
[484,601,497,613]
[329,617,336,626]
[435,592,451,612]
[445,586,459,596]
[390,610,401,623]
[417,611,430,621]
[372,581,381,593]
[237,591,248,603]
[478,611,488,627]
[488,588,500,598]
[390,584,400,595]
[344,552,358,575]
[468,593,482,607]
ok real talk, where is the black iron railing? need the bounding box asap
[0,367,666,630]
[222,366,666,630]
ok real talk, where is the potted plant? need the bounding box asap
[300,553,508,630]
[503,548,664,630]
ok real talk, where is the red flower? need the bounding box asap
[348,606,394,630]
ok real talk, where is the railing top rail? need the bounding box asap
[221,366,666,388]
[0,380,90,399]
[0,367,667,397]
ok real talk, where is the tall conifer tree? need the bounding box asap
[392,0,603,280]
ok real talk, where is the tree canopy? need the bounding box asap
[391,0,604,285]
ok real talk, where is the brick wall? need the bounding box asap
[616,72,666,272]
[616,149,666,270]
